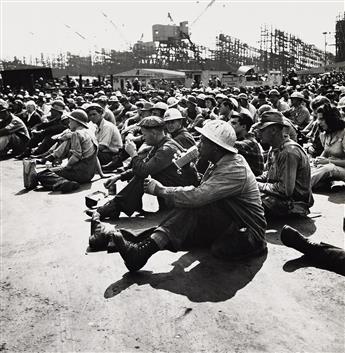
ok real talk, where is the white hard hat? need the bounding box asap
[195,120,237,153]
[152,102,168,111]
[167,97,179,108]
[337,96,345,109]
[164,108,185,122]
[290,91,305,99]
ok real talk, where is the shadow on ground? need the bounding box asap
[283,255,345,276]
[104,249,267,303]
[265,216,317,245]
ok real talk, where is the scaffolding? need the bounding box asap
[335,12,345,62]
[259,25,324,74]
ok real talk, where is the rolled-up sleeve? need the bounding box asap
[70,131,83,160]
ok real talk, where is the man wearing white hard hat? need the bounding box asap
[163,108,196,149]
[106,119,267,272]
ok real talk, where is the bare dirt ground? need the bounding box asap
[1,158,344,353]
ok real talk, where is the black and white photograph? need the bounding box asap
[1,0,345,352]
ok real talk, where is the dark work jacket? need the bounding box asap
[171,128,196,150]
[22,111,42,130]
[120,136,197,187]
[35,117,67,137]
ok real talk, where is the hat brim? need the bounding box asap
[164,116,185,122]
[195,126,237,153]
[68,115,89,128]
[254,121,289,130]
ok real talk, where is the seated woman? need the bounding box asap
[311,104,345,189]
[36,109,98,193]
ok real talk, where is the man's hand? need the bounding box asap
[104,175,120,189]
[314,156,329,166]
[143,177,164,196]
[125,140,138,158]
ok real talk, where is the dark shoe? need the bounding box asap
[16,149,31,160]
[111,233,159,272]
[281,225,315,254]
[89,220,116,252]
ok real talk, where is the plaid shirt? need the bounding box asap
[234,134,264,176]
[257,139,313,206]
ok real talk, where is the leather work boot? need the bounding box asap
[89,220,116,252]
[280,225,317,254]
[111,232,159,272]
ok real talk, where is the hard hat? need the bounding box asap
[163,108,185,122]
[167,97,179,108]
[152,102,168,111]
[290,92,305,100]
[195,120,237,153]
[66,109,89,128]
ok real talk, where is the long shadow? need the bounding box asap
[265,216,317,245]
[283,255,345,276]
[14,188,31,195]
[104,249,267,303]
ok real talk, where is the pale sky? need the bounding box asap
[1,0,344,60]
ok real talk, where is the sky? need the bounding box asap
[1,0,344,60]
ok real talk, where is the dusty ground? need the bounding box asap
[1,158,344,353]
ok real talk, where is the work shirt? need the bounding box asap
[95,119,122,153]
[257,139,313,207]
[161,153,266,242]
[0,114,30,140]
[319,128,345,159]
[70,128,98,160]
[288,105,310,129]
[103,107,116,125]
[235,133,264,176]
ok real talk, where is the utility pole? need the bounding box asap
[322,31,331,66]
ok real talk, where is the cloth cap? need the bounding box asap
[51,100,66,112]
[195,120,237,153]
[138,116,165,129]
[253,110,290,130]
[66,109,89,128]
[85,103,104,113]
[163,108,185,122]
